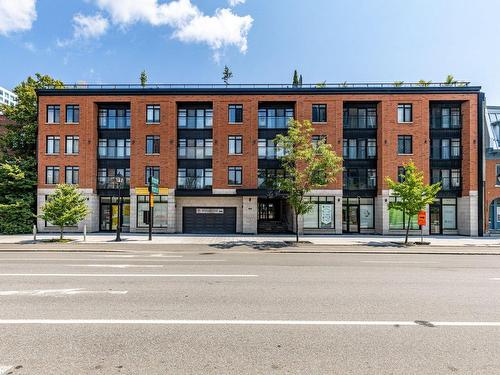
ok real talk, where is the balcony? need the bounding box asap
[97,176,130,189]
[258,116,293,129]
[98,148,131,159]
[177,146,212,159]
[430,147,462,160]
[343,115,377,129]
[98,109,131,129]
[430,115,462,129]
[177,177,212,190]
[258,146,286,160]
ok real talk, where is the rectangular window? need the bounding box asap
[46,136,60,154]
[312,135,327,148]
[177,108,213,129]
[98,108,130,129]
[228,136,242,154]
[312,104,327,123]
[65,166,79,184]
[258,107,294,129]
[343,107,377,128]
[65,105,80,123]
[137,195,168,228]
[258,169,287,188]
[303,196,335,229]
[65,136,79,154]
[45,166,59,184]
[397,135,413,154]
[397,166,406,183]
[146,135,160,154]
[177,168,212,189]
[496,164,500,186]
[398,104,413,123]
[46,105,60,123]
[177,139,212,159]
[228,166,242,185]
[343,169,377,190]
[146,105,161,123]
[145,166,160,185]
[431,169,461,190]
[97,168,130,189]
[98,138,130,159]
[389,197,419,230]
[228,104,243,123]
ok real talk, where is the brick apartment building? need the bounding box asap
[36,83,485,236]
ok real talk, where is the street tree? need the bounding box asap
[0,74,62,233]
[40,184,90,240]
[385,161,441,244]
[292,70,299,87]
[274,120,343,242]
[222,65,233,85]
[140,70,148,87]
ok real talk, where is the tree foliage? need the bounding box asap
[274,120,343,241]
[140,70,148,87]
[385,161,441,244]
[292,70,299,87]
[222,65,233,85]
[0,74,63,234]
[40,184,90,239]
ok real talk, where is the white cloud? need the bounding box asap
[0,0,37,35]
[228,0,245,6]
[92,0,253,57]
[73,13,109,39]
[174,8,252,54]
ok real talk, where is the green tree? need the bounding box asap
[274,120,343,242]
[222,65,233,85]
[418,79,432,87]
[40,184,90,240]
[0,74,62,234]
[444,74,457,85]
[394,81,404,87]
[385,161,441,244]
[299,74,303,87]
[292,70,299,87]
[140,70,148,87]
[315,81,327,88]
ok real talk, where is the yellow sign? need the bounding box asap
[135,187,169,196]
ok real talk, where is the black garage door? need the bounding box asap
[183,207,237,234]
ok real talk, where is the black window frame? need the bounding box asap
[65,105,80,124]
[228,166,243,186]
[397,135,413,154]
[146,135,160,154]
[312,104,327,123]
[46,135,60,154]
[46,105,60,124]
[397,103,413,123]
[65,166,79,185]
[65,135,79,155]
[397,166,406,183]
[136,195,168,228]
[146,104,161,124]
[228,135,243,155]
[228,104,243,123]
[145,166,160,185]
[45,166,60,184]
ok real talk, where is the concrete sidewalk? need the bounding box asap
[3,232,500,248]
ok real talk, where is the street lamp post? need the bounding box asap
[114,173,124,242]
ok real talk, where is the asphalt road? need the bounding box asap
[0,244,499,374]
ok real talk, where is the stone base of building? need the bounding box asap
[36,188,480,236]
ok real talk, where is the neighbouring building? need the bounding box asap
[36,83,485,236]
[0,86,17,113]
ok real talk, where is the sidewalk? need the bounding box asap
[2,232,500,248]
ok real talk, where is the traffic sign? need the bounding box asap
[148,176,159,194]
[417,211,426,226]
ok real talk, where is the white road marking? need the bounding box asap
[489,278,500,281]
[0,319,497,327]
[99,255,182,258]
[0,273,258,278]
[360,261,439,264]
[0,365,13,375]
[0,289,127,296]
[0,258,224,262]
[66,264,164,269]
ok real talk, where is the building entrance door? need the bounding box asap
[342,204,359,233]
[430,205,441,234]
[99,197,130,232]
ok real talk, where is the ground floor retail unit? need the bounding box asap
[37,188,479,236]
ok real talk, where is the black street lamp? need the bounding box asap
[114,173,124,242]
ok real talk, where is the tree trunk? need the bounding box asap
[405,215,411,244]
[295,211,299,243]
[60,226,64,240]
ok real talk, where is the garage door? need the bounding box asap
[183,207,237,234]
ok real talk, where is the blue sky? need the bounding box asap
[1,0,500,102]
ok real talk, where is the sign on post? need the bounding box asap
[149,176,159,195]
[147,176,159,241]
[418,211,426,226]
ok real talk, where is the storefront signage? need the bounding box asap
[418,211,426,226]
[320,204,333,226]
[196,208,224,214]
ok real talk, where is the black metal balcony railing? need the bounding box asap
[98,148,131,159]
[343,180,377,190]
[97,177,130,189]
[177,177,212,190]
[430,146,462,160]
[343,115,377,129]
[45,82,472,90]
[258,116,293,129]
[430,115,462,129]
[258,146,286,160]
[177,147,212,159]
[99,116,131,129]
[343,147,377,160]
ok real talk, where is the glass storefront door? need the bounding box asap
[430,205,441,234]
[100,197,130,232]
[342,204,359,233]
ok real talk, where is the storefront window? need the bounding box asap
[303,197,335,229]
[137,195,168,228]
[389,197,419,230]
[359,198,374,229]
[442,198,457,230]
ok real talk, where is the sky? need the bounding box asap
[1,0,500,102]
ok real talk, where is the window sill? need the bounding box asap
[312,122,327,125]
[45,123,60,125]
[397,153,414,156]
[46,153,59,156]
[146,122,161,125]
[227,184,242,187]
[64,153,79,156]
[228,153,243,156]
[146,153,161,156]
[398,121,413,124]
[228,122,243,125]
[65,122,79,125]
